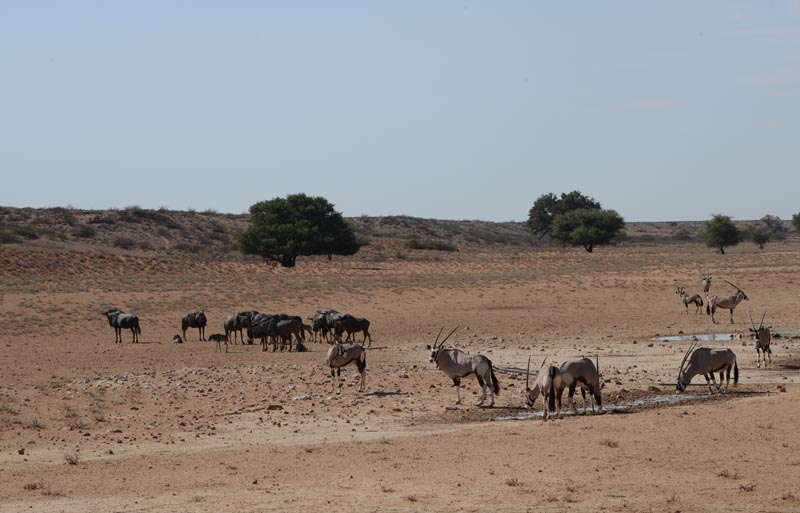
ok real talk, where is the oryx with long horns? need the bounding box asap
[748,310,772,368]
[523,357,562,421]
[702,274,712,294]
[676,343,738,394]
[676,285,704,314]
[706,279,749,324]
[558,356,603,415]
[325,342,366,393]
[427,327,499,407]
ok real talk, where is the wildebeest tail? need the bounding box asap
[706,303,711,315]
[134,317,141,335]
[733,360,739,385]
[547,366,557,412]
[699,297,704,307]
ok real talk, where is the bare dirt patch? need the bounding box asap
[1,239,800,512]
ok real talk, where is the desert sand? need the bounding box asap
[1,238,799,512]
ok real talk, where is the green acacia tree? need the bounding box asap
[704,214,741,255]
[239,194,360,267]
[527,191,601,238]
[792,213,800,233]
[551,208,625,253]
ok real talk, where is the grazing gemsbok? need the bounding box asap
[325,342,366,393]
[676,343,739,394]
[558,357,603,415]
[524,357,562,421]
[676,286,704,314]
[102,308,141,344]
[706,279,749,324]
[182,310,208,341]
[748,310,772,368]
[208,333,229,353]
[427,327,499,407]
[702,274,712,294]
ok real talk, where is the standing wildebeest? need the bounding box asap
[557,357,603,415]
[523,358,562,421]
[224,312,257,344]
[748,310,772,367]
[333,314,372,347]
[676,286,704,314]
[309,310,332,343]
[706,279,748,324]
[325,343,366,393]
[208,333,229,353]
[182,310,207,341]
[102,308,141,344]
[676,343,739,394]
[427,327,499,407]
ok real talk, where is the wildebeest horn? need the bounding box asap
[433,327,444,347]
[759,310,767,330]
[525,356,531,390]
[438,326,459,348]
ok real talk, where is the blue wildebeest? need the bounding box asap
[333,314,372,347]
[102,308,141,344]
[182,310,207,341]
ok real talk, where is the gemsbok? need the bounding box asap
[748,310,772,368]
[558,357,603,415]
[676,343,738,394]
[102,308,141,344]
[702,274,712,294]
[706,279,748,324]
[325,342,366,393]
[676,286,704,314]
[427,327,499,407]
[523,357,562,421]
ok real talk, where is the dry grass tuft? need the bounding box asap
[64,453,80,465]
[600,438,619,448]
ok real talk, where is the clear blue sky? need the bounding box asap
[1,2,798,221]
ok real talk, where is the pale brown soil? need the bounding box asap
[1,239,799,512]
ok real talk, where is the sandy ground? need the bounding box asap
[1,240,799,512]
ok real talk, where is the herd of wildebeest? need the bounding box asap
[99,274,777,420]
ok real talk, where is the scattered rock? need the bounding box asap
[17,448,24,455]
[108,428,122,433]
[292,395,312,401]
[778,385,787,393]
[267,404,283,411]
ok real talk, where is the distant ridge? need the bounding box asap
[0,206,792,258]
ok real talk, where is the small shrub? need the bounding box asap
[72,224,97,238]
[600,439,618,448]
[505,478,522,487]
[113,237,137,250]
[406,238,458,251]
[64,453,79,465]
[23,482,44,491]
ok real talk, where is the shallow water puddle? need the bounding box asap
[650,329,800,342]
[494,392,714,421]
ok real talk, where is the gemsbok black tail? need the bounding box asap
[490,364,500,395]
[733,360,739,385]
[547,366,557,412]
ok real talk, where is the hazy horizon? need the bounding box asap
[2,2,798,222]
